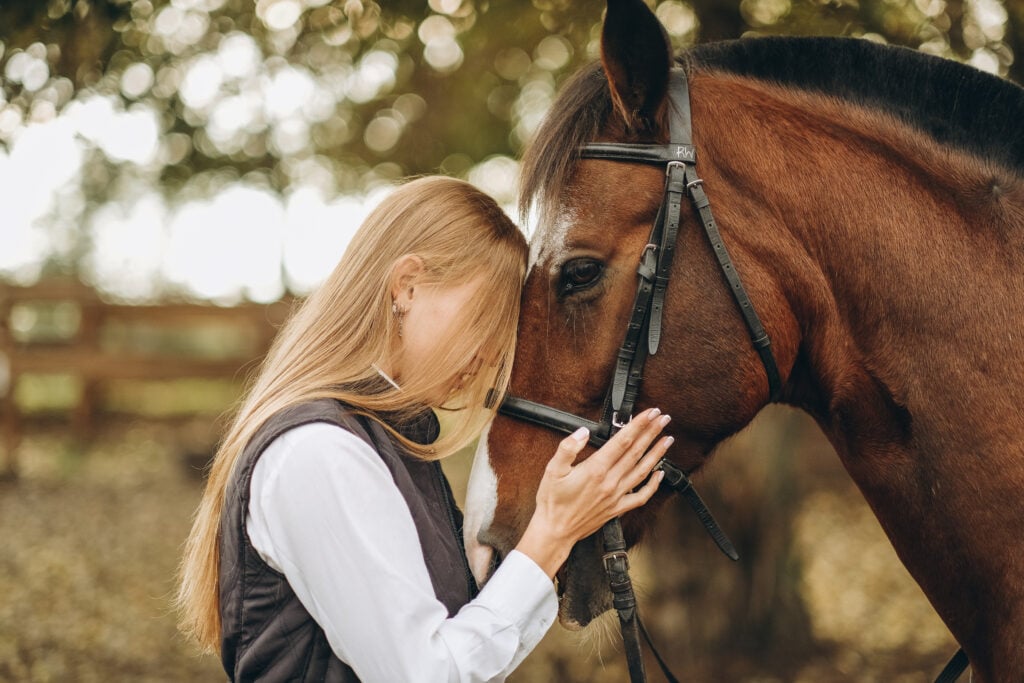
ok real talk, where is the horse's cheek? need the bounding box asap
[490,418,556,544]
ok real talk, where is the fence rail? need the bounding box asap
[0,279,292,478]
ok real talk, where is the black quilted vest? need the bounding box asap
[219,399,476,682]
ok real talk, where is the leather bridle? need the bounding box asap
[496,68,968,683]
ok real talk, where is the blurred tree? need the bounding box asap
[1,0,1017,217]
[0,0,599,204]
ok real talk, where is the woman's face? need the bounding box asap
[394,275,487,402]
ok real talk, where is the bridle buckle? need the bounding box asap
[612,411,632,429]
[665,159,687,176]
[602,549,630,574]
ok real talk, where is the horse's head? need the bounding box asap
[466,0,797,627]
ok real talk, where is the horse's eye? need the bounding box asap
[560,258,604,294]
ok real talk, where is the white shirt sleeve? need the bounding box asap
[246,422,557,683]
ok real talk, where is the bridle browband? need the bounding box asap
[497,68,968,683]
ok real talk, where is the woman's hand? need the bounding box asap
[515,408,671,578]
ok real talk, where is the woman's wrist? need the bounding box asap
[513,517,572,579]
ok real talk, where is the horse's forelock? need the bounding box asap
[517,63,612,233]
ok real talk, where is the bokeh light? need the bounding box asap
[0,0,1019,304]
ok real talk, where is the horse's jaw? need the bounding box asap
[556,534,614,628]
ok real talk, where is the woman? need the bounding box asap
[177,176,670,682]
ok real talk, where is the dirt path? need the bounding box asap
[0,422,222,682]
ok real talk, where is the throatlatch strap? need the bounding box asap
[657,459,739,561]
[681,164,783,400]
[639,619,681,683]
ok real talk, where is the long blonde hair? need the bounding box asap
[177,176,528,652]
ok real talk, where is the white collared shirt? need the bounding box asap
[247,422,558,683]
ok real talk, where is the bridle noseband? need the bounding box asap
[495,68,968,683]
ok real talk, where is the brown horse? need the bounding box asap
[463,0,1024,680]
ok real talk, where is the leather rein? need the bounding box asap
[497,68,968,683]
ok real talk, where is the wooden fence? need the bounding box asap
[0,280,293,478]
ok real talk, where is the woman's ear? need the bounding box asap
[390,254,424,306]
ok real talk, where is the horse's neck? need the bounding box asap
[700,82,1024,447]
[792,148,1024,436]
[700,81,1024,671]
[746,97,1024,671]
[779,122,1024,452]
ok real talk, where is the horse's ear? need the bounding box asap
[601,0,673,133]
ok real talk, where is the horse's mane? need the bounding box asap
[519,36,1024,221]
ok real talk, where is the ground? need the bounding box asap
[0,410,959,682]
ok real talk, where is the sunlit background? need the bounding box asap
[2,0,1017,301]
[1,0,1020,680]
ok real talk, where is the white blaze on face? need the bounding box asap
[527,205,576,274]
[464,421,498,587]
[464,205,574,585]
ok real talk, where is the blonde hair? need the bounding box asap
[177,176,528,652]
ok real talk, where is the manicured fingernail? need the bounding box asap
[571,427,589,442]
[659,414,671,427]
[664,436,675,447]
[648,408,661,419]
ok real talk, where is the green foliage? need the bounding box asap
[0,0,1020,282]
[1,0,606,202]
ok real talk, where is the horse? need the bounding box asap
[463,0,1024,680]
